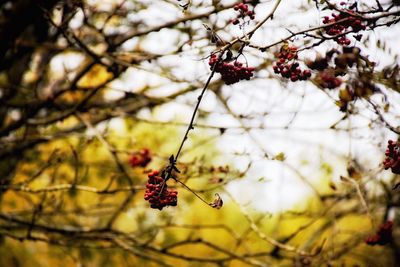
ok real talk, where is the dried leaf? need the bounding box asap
[210,193,223,209]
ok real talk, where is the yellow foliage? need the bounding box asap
[77,64,113,88]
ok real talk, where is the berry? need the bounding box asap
[129,148,152,167]
[303,69,312,77]
[365,221,393,246]
[272,45,311,82]
[144,170,178,210]
[383,140,400,174]
[322,7,366,46]
[318,70,342,89]
[209,54,254,85]
[232,1,256,25]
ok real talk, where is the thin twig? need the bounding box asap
[173,0,284,167]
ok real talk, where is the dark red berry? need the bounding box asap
[303,70,312,78]
[383,140,400,174]
[232,2,256,25]
[144,170,178,210]
[272,45,311,82]
[209,56,255,85]
[322,9,366,45]
[318,70,342,89]
[366,221,393,246]
[129,148,152,167]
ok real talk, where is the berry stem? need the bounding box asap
[174,53,221,163]
[173,177,214,207]
[174,1,285,163]
[174,0,284,165]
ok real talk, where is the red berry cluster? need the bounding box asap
[322,6,366,46]
[209,54,255,85]
[383,140,400,174]
[129,148,152,168]
[144,170,178,210]
[232,2,255,25]
[272,46,311,82]
[318,70,342,89]
[365,221,393,246]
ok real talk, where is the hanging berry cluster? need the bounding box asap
[316,70,342,89]
[272,45,311,82]
[129,148,152,168]
[322,3,366,45]
[232,2,255,25]
[209,54,255,85]
[383,140,400,174]
[365,221,393,246]
[144,170,178,210]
